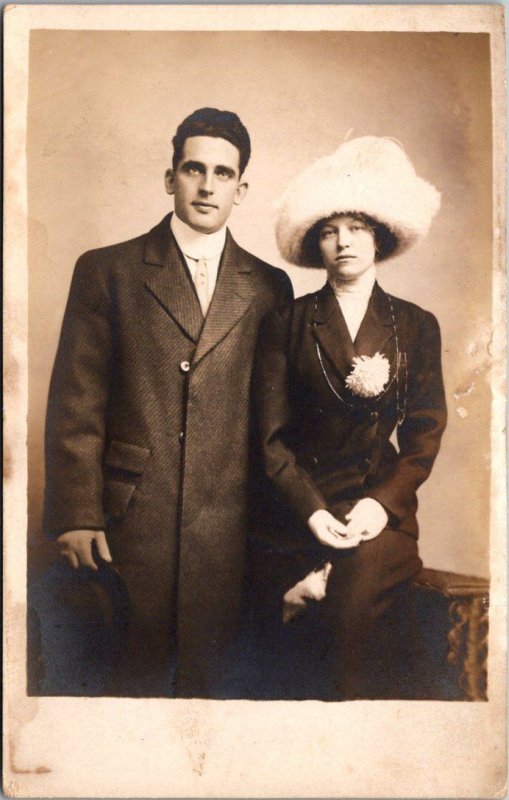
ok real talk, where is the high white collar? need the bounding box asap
[170,212,227,260]
[330,265,377,297]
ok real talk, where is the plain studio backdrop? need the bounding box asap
[27,29,492,579]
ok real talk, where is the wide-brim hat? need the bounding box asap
[274,136,441,267]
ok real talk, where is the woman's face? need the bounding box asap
[318,214,376,281]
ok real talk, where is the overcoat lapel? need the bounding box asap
[193,231,256,365]
[312,282,356,380]
[144,214,204,343]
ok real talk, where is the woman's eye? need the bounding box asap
[321,230,335,239]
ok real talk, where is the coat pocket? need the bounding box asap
[102,440,151,518]
[103,439,151,474]
[103,479,136,519]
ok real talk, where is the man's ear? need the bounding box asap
[165,168,175,196]
[233,181,248,206]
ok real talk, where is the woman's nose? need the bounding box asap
[337,227,351,248]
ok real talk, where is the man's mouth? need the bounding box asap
[192,202,218,210]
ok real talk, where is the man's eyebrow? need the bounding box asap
[180,160,205,171]
[215,165,237,177]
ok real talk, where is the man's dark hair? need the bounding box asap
[172,108,251,176]
[301,212,399,267]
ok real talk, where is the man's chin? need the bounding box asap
[185,210,222,234]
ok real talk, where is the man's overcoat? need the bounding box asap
[44,213,292,696]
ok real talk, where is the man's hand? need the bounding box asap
[307,509,361,549]
[345,498,388,541]
[57,530,112,570]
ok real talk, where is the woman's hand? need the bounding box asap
[307,509,361,549]
[344,498,388,541]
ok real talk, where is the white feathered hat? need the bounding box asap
[274,136,441,267]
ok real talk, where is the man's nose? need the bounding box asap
[199,171,215,195]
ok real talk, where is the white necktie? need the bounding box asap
[194,257,210,315]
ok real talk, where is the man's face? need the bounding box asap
[165,136,248,233]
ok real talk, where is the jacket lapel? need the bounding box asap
[144,214,204,343]
[193,231,256,365]
[312,282,356,380]
[354,282,394,359]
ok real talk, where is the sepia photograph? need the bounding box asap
[4,4,506,797]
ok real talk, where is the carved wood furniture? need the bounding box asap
[412,568,489,701]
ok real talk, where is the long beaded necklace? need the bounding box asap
[313,289,408,425]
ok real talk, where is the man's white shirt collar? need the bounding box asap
[170,212,227,260]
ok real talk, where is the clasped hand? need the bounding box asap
[57,530,112,570]
[307,498,388,549]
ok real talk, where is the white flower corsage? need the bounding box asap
[345,352,390,398]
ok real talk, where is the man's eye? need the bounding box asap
[182,164,203,176]
[216,169,232,179]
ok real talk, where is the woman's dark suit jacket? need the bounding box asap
[251,280,447,585]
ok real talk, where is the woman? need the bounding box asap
[251,136,447,700]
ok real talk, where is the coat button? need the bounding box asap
[311,456,318,466]
[180,360,190,373]
[179,432,185,444]
[363,458,371,470]
[369,411,379,423]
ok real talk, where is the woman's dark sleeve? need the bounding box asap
[367,310,447,522]
[253,306,328,525]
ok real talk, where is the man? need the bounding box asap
[43,108,293,697]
